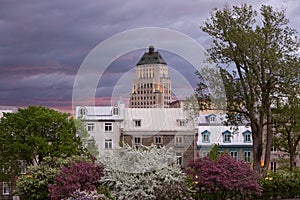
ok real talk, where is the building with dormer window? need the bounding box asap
[121,108,196,167]
[196,113,253,163]
[75,101,125,157]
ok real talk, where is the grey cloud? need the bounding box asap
[1,0,299,111]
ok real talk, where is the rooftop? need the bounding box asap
[137,46,167,65]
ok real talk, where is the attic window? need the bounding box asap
[222,130,231,143]
[243,130,252,143]
[177,119,186,126]
[79,107,87,116]
[134,120,141,127]
[207,114,216,123]
[112,107,119,116]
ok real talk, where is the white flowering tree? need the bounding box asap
[99,144,191,200]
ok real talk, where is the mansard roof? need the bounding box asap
[137,46,167,65]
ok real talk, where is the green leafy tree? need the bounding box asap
[75,119,99,158]
[200,4,300,174]
[0,106,83,194]
[273,89,300,171]
[15,156,90,200]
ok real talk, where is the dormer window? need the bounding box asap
[222,130,231,143]
[201,130,210,143]
[243,130,252,143]
[235,114,242,122]
[177,119,186,127]
[207,114,216,123]
[79,107,87,117]
[134,120,141,127]
[112,107,119,116]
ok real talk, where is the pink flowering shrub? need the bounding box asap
[49,161,104,200]
[186,154,262,200]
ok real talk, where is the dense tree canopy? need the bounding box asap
[200,4,300,173]
[273,90,300,171]
[15,156,90,200]
[0,106,84,193]
[0,106,82,166]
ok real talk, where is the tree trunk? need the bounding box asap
[290,150,295,172]
[251,122,263,174]
[263,101,273,174]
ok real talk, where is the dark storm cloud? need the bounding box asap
[1,0,299,112]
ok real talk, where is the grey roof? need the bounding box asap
[122,108,194,133]
[137,46,167,65]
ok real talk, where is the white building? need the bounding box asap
[0,110,12,118]
[121,108,196,167]
[196,113,253,162]
[75,102,125,157]
[76,103,197,166]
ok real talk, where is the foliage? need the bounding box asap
[200,4,300,174]
[273,91,300,171]
[0,106,83,166]
[99,144,190,200]
[66,190,109,200]
[15,156,90,200]
[75,119,99,158]
[0,106,84,197]
[49,161,104,200]
[260,169,300,199]
[186,154,262,200]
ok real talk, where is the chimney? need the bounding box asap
[149,45,154,54]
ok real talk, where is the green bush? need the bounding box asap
[260,169,300,199]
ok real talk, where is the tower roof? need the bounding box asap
[137,46,167,65]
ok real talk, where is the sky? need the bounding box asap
[1,0,300,114]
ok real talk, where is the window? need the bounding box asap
[154,136,162,144]
[104,139,112,149]
[104,123,112,132]
[134,120,141,127]
[207,114,216,123]
[222,131,231,143]
[112,107,119,115]
[235,114,242,123]
[176,153,183,165]
[243,131,252,143]
[201,130,210,143]
[3,182,9,195]
[230,151,238,161]
[244,151,251,163]
[271,146,277,152]
[87,123,95,132]
[202,151,208,158]
[2,162,10,174]
[175,136,184,146]
[134,137,141,147]
[270,162,276,172]
[79,107,87,116]
[177,119,186,126]
[19,160,26,174]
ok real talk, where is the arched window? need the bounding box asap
[201,130,210,143]
[79,107,87,117]
[112,107,119,116]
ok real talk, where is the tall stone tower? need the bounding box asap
[129,46,171,108]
